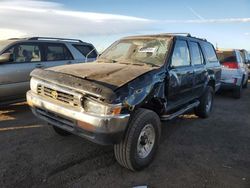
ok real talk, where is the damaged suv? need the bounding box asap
[27,33,221,171]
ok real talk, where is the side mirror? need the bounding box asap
[0,53,12,63]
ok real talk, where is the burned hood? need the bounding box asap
[48,62,157,90]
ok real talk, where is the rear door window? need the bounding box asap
[73,44,97,58]
[45,43,73,61]
[189,42,204,65]
[236,50,244,67]
[5,43,42,63]
[202,42,218,63]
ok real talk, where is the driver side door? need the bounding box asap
[167,39,194,109]
[0,42,43,103]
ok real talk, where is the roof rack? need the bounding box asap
[161,33,192,37]
[28,37,83,43]
[161,33,207,41]
[8,37,28,40]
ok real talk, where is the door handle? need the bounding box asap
[36,63,44,68]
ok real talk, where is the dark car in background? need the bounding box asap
[240,49,250,78]
[0,37,98,105]
[240,49,250,64]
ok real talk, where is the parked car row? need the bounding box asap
[0,33,249,171]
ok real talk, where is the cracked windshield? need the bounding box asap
[99,38,171,67]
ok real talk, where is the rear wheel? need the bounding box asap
[114,108,161,171]
[233,84,242,99]
[243,77,248,88]
[52,125,71,136]
[194,86,214,118]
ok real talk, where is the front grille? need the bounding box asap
[37,85,80,107]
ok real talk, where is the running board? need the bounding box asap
[161,101,200,121]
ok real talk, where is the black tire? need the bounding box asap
[53,125,71,136]
[243,78,248,89]
[194,86,214,118]
[233,84,242,99]
[114,108,161,171]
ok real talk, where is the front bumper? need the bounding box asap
[27,91,130,145]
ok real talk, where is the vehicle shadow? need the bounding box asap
[0,102,38,127]
[160,112,197,144]
[215,90,235,99]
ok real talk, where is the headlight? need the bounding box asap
[83,99,122,116]
[30,77,39,93]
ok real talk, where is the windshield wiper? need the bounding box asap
[143,62,160,67]
[97,57,117,63]
[111,59,118,63]
[133,59,160,67]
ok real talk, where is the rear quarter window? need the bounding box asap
[73,44,97,58]
[45,43,73,61]
[202,42,218,63]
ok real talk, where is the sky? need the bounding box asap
[0,0,250,51]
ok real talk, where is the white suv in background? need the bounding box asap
[216,49,248,98]
[0,37,98,105]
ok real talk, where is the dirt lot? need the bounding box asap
[0,88,250,188]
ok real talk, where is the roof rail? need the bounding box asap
[161,33,207,41]
[162,33,192,37]
[8,37,28,40]
[28,37,83,43]
[190,36,207,42]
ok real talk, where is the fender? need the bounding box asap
[115,69,167,114]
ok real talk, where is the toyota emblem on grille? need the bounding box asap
[51,90,58,99]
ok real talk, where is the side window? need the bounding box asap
[202,42,218,63]
[171,40,191,67]
[45,43,73,61]
[190,42,204,65]
[73,44,97,58]
[5,43,41,63]
[245,51,250,62]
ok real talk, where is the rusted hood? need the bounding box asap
[48,62,156,90]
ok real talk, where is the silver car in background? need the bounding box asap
[0,37,98,105]
[216,49,248,98]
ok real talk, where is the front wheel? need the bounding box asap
[194,86,214,118]
[114,108,161,171]
[52,125,71,136]
[243,78,248,88]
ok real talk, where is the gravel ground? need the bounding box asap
[0,87,249,188]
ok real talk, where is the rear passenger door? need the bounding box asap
[189,41,207,97]
[201,42,221,92]
[0,42,42,101]
[42,43,75,68]
[167,40,194,108]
